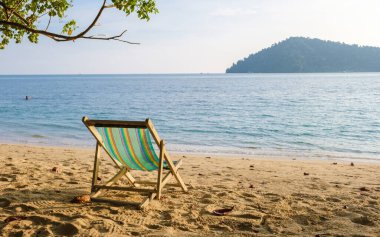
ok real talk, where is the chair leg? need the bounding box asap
[173,170,187,192]
[164,153,188,192]
[125,171,140,187]
[91,142,101,192]
[160,159,181,189]
[91,167,127,198]
[140,193,157,209]
[156,141,165,199]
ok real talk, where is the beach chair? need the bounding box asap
[82,117,187,209]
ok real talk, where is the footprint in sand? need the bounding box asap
[368,200,378,205]
[29,215,58,225]
[92,218,124,234]
[241,192,257,198]
[216,191,229,197]
[326,197,341,202]
[236,213,262,221]
[146,224,162,230]
[0,198,11,208]
[27,215,79,236]
[263,193,283,202]
[52,223,79,236]
[236,221,255,232]
[351,216,375,226]
[292,214,313,226]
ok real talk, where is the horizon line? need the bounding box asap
[2,72,380,76]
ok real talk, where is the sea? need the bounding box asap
[0,73,379,162]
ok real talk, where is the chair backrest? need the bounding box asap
[83,117,161,171]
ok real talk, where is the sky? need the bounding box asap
[1,0,380,74]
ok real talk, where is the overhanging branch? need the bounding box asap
[0,0,138,44]
[83,30,139,44]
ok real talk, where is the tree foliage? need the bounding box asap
[226,37,380,73]
[0,0,158,49]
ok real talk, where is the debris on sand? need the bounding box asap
[212,206,234,216]
[71,195,91,204]
[304,172,310,176]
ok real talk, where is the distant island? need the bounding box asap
[226,37,380,73]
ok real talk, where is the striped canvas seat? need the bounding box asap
[96,127,160,171]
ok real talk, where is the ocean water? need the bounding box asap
[0,73,379,161]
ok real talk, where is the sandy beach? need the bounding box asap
[0,143,379,236]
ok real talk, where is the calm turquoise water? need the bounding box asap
[0,74,379,161]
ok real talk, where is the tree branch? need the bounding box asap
[69,0,107,40]
[0,0,137,44]
[83,29,139,44]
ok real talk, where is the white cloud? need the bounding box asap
[211,7,257,17]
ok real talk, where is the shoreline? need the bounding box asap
[1,142,379,164]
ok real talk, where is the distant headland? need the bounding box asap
[226,37,380,73]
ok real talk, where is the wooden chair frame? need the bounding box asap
[82,117,188,209]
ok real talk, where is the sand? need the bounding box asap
[0,143,379,236]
